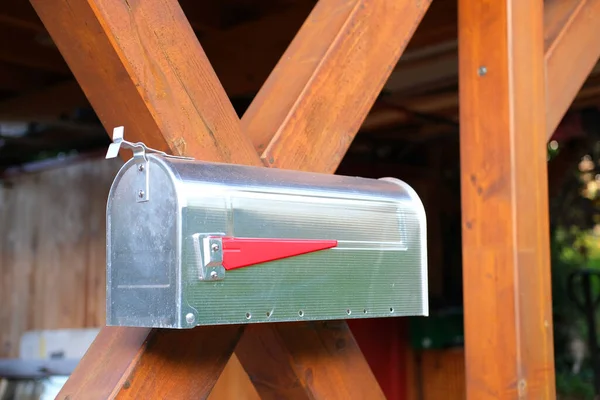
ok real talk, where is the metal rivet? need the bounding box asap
[478,66,487,76]
[245,312,252,320]
[298,310,304,317]
[185,313,195,324]
[138,190,145,198]
[346,309,351,315]
[138,164,144,171]
[210,271,218,279]
[211,243,219,252]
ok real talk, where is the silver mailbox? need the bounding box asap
[105,127,428,329]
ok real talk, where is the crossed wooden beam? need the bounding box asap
[28,0,600,398]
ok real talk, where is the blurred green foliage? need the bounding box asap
[550,131,600,398]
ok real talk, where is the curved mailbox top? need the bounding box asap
[106,130,428,329]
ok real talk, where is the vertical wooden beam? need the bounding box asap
[242,0,432,173]
[459,0,555,398]
[544,0,600,138]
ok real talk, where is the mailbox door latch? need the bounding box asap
[191,234,338,281]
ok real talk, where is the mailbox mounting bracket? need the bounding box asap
[191,233,227,281]
[105,126,192,203]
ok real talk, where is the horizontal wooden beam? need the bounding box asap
[460,0,555,398]
[243,0,433,173]
[30,0,261,165]
[545,0,600,138]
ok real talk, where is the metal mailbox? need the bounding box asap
[105,127,428,329]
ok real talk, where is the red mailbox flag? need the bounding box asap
[220,237,338,270]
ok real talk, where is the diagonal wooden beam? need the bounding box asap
[545,0,600,138]
[30,0,261,165]
[235,322,385,399]
[231,1,431,397]
[30,1,258,398]
[242,0,433,173]
[460,0,555,398]
[57,326,244,399]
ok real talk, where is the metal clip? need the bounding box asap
[191,233,226,281]
[106,126,193,203]
[105,126,169,161]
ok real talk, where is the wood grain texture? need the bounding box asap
[459,0,555,398]
[406,349,466,400]
[113,326,245,400]
[29,0,261,165]
[236,322,386,400]
[420,349,465,400]
[0,158,121,358]
[55,325,244,400]
[242,0,432,173]
[545,0,600,138]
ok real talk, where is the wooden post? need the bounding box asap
[459,0,555,398]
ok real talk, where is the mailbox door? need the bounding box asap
[106,158,182,328]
